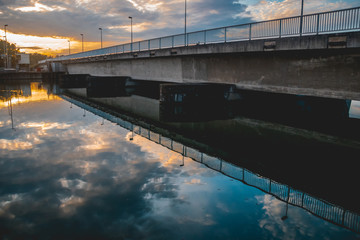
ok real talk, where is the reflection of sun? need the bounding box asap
[0,82,60,109]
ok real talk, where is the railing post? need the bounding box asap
[159,38,162,49]
[316,14,320,35]
[204,30,207,44]
[148,40,150,50]
[279,19,282,38]
[341,210,346,225]
[224,27,227,43]
[301,192,305,207]
[249,23,252,40]
[139,42,141,52]
[172,36,174,48]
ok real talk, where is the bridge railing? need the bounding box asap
[52,6,360,62]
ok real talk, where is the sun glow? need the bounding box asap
[0,83,61,109]
[0,29,104,56]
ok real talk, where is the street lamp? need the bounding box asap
[300,0,304,36]
[68,40,71,55]
[4,24,8,68]
[80,33,84,52]
[184,0,187,46]
[99,28,103,49]
[128,16,133,52]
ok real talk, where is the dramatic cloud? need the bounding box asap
[236,0,358,21]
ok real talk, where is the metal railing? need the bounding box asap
[50,7,360,62]
[61,94,360,234]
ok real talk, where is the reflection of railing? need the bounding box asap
[51,7,360,62]
[61,95,360,234]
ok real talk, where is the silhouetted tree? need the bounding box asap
[0,40,20,68]
[29,53,48,68]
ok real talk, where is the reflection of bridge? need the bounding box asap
[44,7,360,101]
[61,94,360,234]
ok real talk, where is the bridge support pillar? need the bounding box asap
[159,83,240,121]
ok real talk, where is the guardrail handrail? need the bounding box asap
[48,6,360,62]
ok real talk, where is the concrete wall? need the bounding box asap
[63,32,360,100]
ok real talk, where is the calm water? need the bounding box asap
[0,81,360,240]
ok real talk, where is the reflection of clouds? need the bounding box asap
[185,178,204,185]
[20,122,71,131]
[255,195,345,240]
[0,139,33,150]
[2,92,358,239]
[349,100,360,119]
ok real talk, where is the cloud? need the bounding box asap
[235,0,356,21]
[11,2,66,12]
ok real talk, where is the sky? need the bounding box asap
[0,0,359,56]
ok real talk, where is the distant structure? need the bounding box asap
[16,53,30,72]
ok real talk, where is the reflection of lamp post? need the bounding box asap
[299,0,304,36]
[129,125,134,141]
[180,155,184,167]
[281,187,291,221]
[180,145,185,166]
[8,98,15,130]
[99,28,103,49]
[83,109,86,117]
[101,118,104,125]
[70,103,72,108]
[80,33,84,52]
[281,202,289,221]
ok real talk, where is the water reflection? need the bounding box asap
[0,80,359,239]
[350,101,360,119]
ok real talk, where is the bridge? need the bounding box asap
[43,7,360,100]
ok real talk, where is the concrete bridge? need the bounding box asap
[45,7,360,100]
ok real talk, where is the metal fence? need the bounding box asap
[61,94,360,234]
[51,7,360,62]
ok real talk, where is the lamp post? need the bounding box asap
[4,24,8,68]
[128,16,133,52]
[68,40,70,55]
[184,0,187,46]
[300,0,304,36]
[99,28,103,48]
[80,33,84,52]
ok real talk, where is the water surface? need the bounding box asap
[0,81,359,239]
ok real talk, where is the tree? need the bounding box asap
[29,53,48,69]
[0,40,20,68]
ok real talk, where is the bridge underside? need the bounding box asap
[62,33,360,100]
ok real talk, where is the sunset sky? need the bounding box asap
[0,0,359,56]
